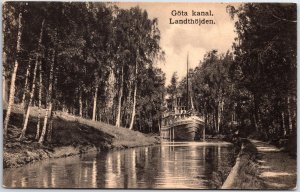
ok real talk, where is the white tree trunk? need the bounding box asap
[85,99,88,118]
[19,19,44,140]
[129,63,138,130]
[287,95,292,134]
[217,104,220,133]
[116,66,124,127]
[39,47,55,144]
[281,111,286,136]
[125,77,132,126]
[21,61,32,106]
[92,85,98,121]
[38,103,52,143]
[79,89,83,117]
[4,12,23,138]
[105,69,115,124]
[217,93,223,134]
[19,58,39,139]
[46,106,54,142]
[36,62,43,140]
[106,69,115,109]
[129,81,137,130]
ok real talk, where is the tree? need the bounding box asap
[39,46,55,144]
[3,2,166,142]
[35,54,43,139]
[112,7,163,129]
[227,3,296,139]
[19,19,45,140]
[188,50,234,134]
[167,72,178,110]
[3,6,23,138]
[136,67,165,133]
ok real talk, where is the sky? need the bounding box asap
[118,2,237,85]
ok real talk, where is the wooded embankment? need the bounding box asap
[4,108,160,168]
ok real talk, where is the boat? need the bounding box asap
[160,107,205,141]
[160,53,205,141]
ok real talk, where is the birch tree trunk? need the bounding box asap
[105,69,115,124]
[46,61,58,142]
[21,61,32,106]
[19,58,39,139]
[92,84,98,121]
[287,95,292,134]
[281,111,286,136]
[115,66,124,127]
[129,62,138,130]
[291,95,296,132]
[217,100,221,133]
[4,12,23,138]
[125,78,132,126]
[35,62,43,140]
[212,109,216,133]
[38,103,52,143]
[85,99,88,118]
[218,93,224,133]
[46,105,53,142]
[208,113,211,132]
[19,19,44,140]
[129,81,137,130]
[254,94,260,132]
[39,48,55,144]
[79,88,83,117]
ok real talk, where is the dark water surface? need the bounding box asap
[3,141,235,189]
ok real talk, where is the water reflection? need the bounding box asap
[3,141,234,189]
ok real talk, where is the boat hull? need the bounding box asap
[161,119,204,141]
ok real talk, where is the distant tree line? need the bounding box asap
[3,2,165,142]
[168,3,296,141]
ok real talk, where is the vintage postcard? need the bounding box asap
[2,1,296,189]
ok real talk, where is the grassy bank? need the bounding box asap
[4,110,160,168]
[221,139,265,189]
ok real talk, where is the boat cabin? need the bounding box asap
[162,106,196,127]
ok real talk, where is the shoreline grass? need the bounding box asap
[3,108,160,168]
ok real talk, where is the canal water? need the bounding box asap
[3,141,235,189]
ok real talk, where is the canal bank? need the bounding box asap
[221,139,264,189]
[221,138,296,189]
[250,139,297,189]
[3,110,160,169]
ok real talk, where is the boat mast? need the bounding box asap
[186,52,189,111]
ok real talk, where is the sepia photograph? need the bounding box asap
[2,1,297,189]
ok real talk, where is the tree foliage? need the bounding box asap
[3,2,165,142]
[172,3,296,143]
